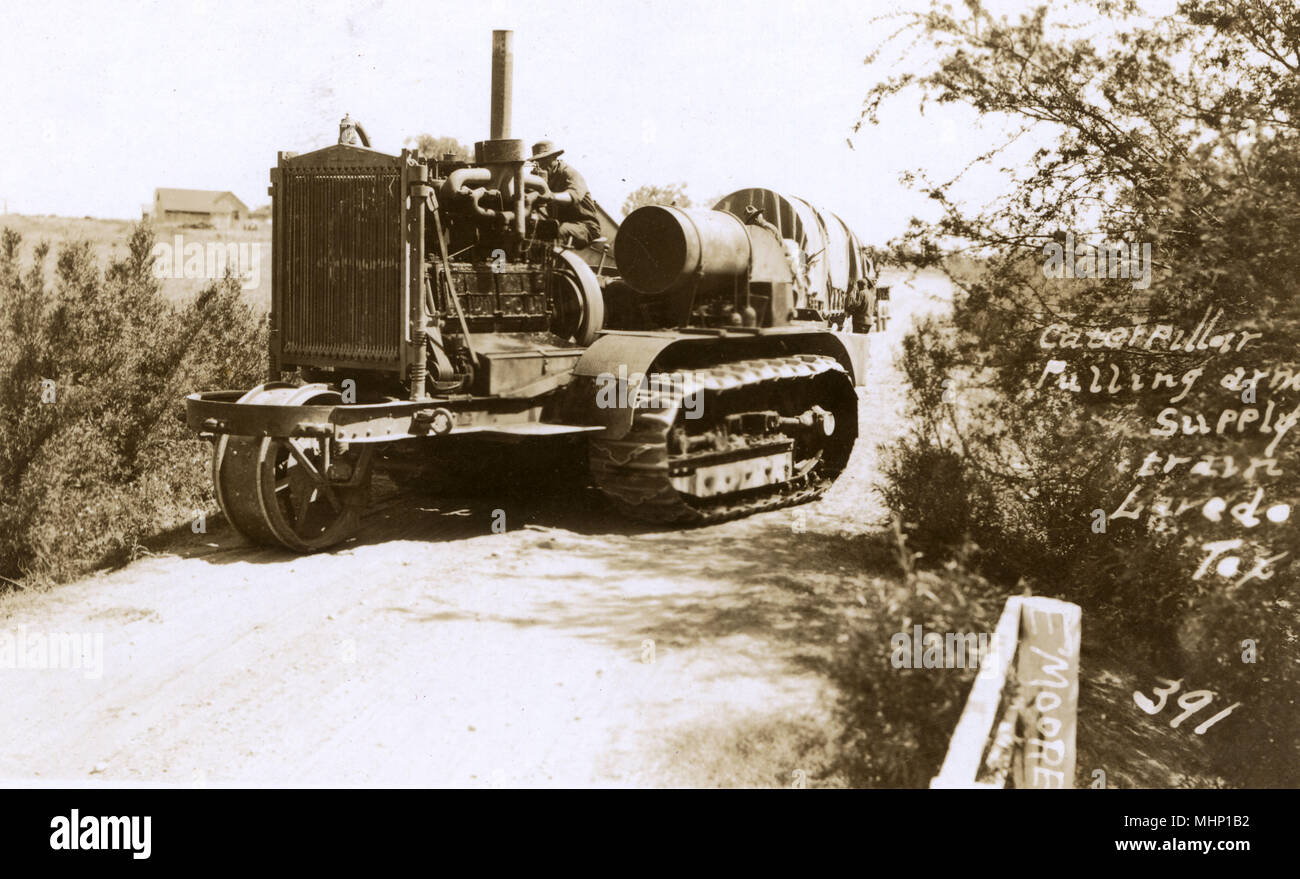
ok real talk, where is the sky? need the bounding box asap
[0,0,1027,244]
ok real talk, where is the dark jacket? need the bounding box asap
[545,160,601,234]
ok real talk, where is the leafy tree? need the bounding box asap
[857,0,1300,787]
[621,183,692,216]
[405,135,473,162]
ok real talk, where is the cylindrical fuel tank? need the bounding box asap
[714,190,832,303]
[615,205,751,294]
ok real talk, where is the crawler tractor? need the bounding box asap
[184,30,873,552]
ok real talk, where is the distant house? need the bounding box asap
[153,189,250,228]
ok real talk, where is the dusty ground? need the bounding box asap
[0,271,953,788]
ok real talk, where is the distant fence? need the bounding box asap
[931,596,1081,789]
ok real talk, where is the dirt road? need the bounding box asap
[0,272,952,788]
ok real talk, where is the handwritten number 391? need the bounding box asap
[1133,678,1240,735]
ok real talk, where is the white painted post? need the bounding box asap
[931,596,1081,789]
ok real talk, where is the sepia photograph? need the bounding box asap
[0,0,1294,854]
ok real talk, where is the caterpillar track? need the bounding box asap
[588,354,858,525]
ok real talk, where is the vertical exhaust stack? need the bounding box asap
[477,29,527,235]
[490,29,513,140]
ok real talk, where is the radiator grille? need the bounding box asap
[279,167,403,364]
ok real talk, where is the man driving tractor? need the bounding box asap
[530,139,601,248]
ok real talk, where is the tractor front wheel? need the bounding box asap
[213,383,374,552]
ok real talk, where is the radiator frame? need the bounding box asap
[268,144,425,381]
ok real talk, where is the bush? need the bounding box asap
[0,221,267,587]
[853,0,1300,787]
[825,537,1007,788]
[872,257,1299,783]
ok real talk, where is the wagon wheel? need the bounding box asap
[213,383,374,552]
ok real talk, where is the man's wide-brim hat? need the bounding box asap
[530,140,564,162]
